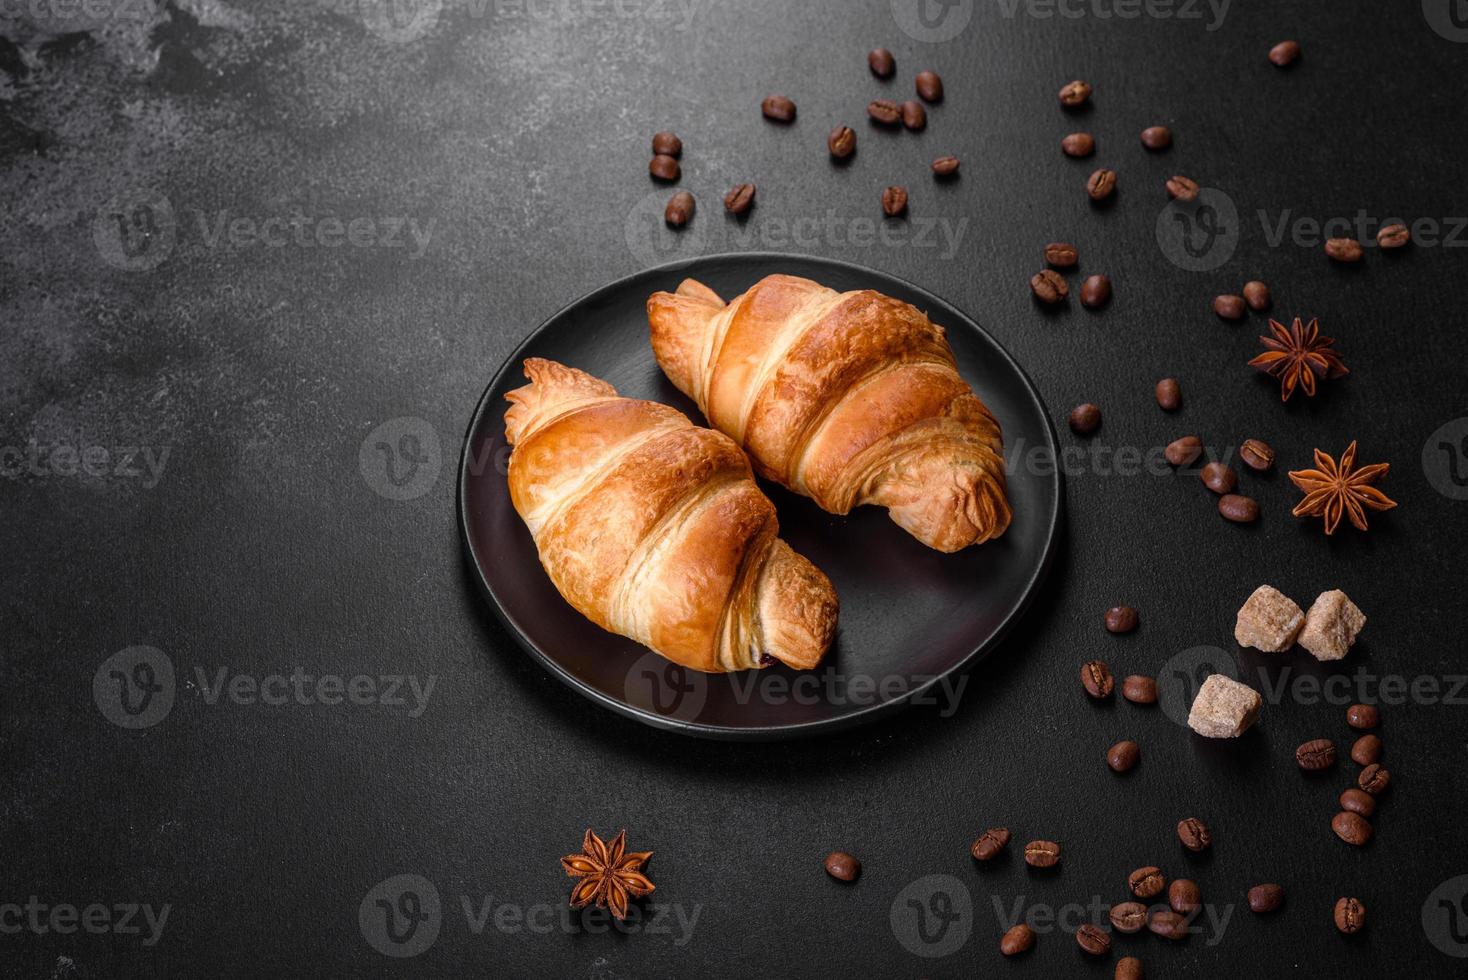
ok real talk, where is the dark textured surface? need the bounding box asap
[3,1,1467,977]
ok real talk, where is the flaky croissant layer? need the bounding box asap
[503,358,837,673]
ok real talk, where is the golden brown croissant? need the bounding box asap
[647,274,1012,552]
[503,358,837,673]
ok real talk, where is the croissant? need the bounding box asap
[647,274,1012,552]
[503,358,838,673]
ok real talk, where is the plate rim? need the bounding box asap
[457,251,1063,740]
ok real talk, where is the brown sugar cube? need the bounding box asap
[1234,585,1305,652]
[1188,674,1262,738]
[1298,590,1366,662]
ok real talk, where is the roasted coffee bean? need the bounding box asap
[1351,734,1383,766]
[1269,40,1302,67]
[901,100,927,131]
[1213,294,1246,320]
[1334,897,1366,934]
[1087,168,1117,201]
[1001,923,1036,956]
[882,186,909,217]
[1248,884,1284,913]
[649,154,681,182]
[1062,132,1095,157]
[761,95,796,122]
[828,126,857,160]
[1148,910,1187,940]
[1129,867,1166,899]
[1358,764,1391,795]
[651,131,682,158]
[1332,810,1373,846]
[1166,175,1200,201]
[1110,902,1148,933]
[1239,439,1275,472]
[1219,494,1260,523]
[1340,787,1377,817]
[1201,462,1238,494]
[1108,740,1141,773]
[1031,269,1069,304]
[1169,879,1201,915]
[1177,816,1212,852]
[1116,956,1144,980]
[1024,840,1061,868]
[1059,79,1092,106]
[868,47,895,78]
[915,70,944,102]
[1243,280,1271,311]
[1156,378,1181,411]
[1105,605,1139,633]
[1141,125,1172,150]
[1296,738,1337,770]
[1165,436,1203,466]
[1045,242,1079,268]
[1377,223,1411,249]
[823,850,861,881]
[932,156,961,177]
[868,99,902,126]
[1080,275,1112,309]
[664,191,695,227]
[723,183,756,215]
[1326,237,1364,263]
[1069,403,1102,435]
[1123,675,1158,704]
[971,827,1011,861]
[1347,703,1380,729]
[1076,924,1111,956]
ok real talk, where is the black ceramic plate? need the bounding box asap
[459,253,1061,740]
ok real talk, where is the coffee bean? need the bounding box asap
[1024,840,1061,868]
[828,126,856,160]
[1332,810,1373,846]
[1148,910,1187,940]
[1123,675,1158,704]
[1239,439,1275,472]
[867,99,902,126]
[1218,494,1260,523]
[868,47,895,79]
[1062,132,1095,157]
[1087,168,1117,201]
[723,183,756,215]
[1166,175,1200,201]
[651,132,682,158]
[1340,787,1377,818]
[1177,817,1212,852]
[1213,294,1246,320]
[664,191,695,227]
[1105,605,1138,633]
[932,156,961,177]
[1296,738,1337,770]
[971,827,1011,861]
[1249,884,1284,913]
[1169,879,1201,915]
[1001,923,1036,956]
[1201,462,1238,494]
[1108,740,1141,773]
[1141,125,1172,150]
[1155,378,1181,411]
[1243,280,1271,311]
[1045,242,1079,268]
[1351,734,1382,766]
[1347,704,1380,729]
[1129,867,1165,899]
[1080,275,1112,309]
[1358,763,1391,795]
[823,850,860,881]
[1110,902,1148,933]
[761,95,796,122]
[1326,238,1364,263]
[1116,956,1143,980]
[1269,40,1302,67]
[1059,79,1092,106]
[649,154,681,182]
[1069,403,1102,435]
[1377,223,1411,249]
[901,100,927,131]
[1334,897,1366,934]
[882,186,908,217]
[1076,924,1110,956]
[915,70,944,102]
[1165,436,1203,466]
[1031,269,1068,304]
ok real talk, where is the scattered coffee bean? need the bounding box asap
[1351,734,1383,766]
[1110,902,1148,933]
[1080,275,1112,309]
[1148,910,1187,940]
[901,100,927,131]
[1377,223,1411,249]
[1141,125,1172,150]
[1087,168,1117,201]
[1024,840,1061,868]
[868,99,902,126]
[828,126,857,160]
[1325,237,1364,263]
[868,47,895,79]
[971,827,1011,861]
[932,156,961,177]
[1332,810,1373,846]
[1243,280,1271,311]
[1062,132,1095,157]
[1201,462,1238,494]
[664,191,695,227]
[1334,897,1366,934]
[1358,763,1391,795]
[1239,439,1275,472]
[1070,403,1102,435]
[1116,956,1143,980]
[915,70,944,102]
[1249,884,1284,913]
[1166,175,1200,201]
[651,132,682,158]
[1155,378,1181,411]
[1269,40,1302,67]
[1177,817,1212,852]
[1123,675,1158,704]
[1296,738,1337,770]
[1219,494,1260,523]
[723,184,756,215]
[649,154,681,182]
[761,95,796,122]
[1214,294,1246,320]
[1169,879,1201,915]
[1001,923,1036,956]
[1105,605,1139,633]
[1059,79,1092,106]
[823,850,861,881]
[1031,269,1069,304]
[1076,924,1111,956]
[1340,788,1377,818]
[1129,867,1166,899]
[1044,242,1079,268]
[882,186,908,217]
[1165,436,1203,466]
[1347,704,1380,729]
[1108,740,1141,773]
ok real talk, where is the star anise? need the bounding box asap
[561,829,654,920]
[1288,441,1398,535]
[1248,317,1348,402]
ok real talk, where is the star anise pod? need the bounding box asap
[1248,317,1349,402]
[561,829,654,920]
[1288,441,1398,535]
